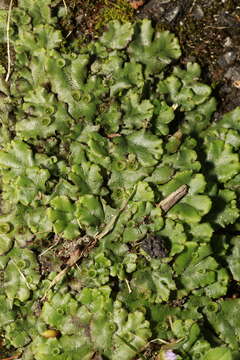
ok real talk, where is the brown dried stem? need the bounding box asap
[157,184,189,212]
[5,0,13,82]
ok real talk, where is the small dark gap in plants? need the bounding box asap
[141,233,169,258]
[225,279,240,299]
[167,107,185,135]
[108,276,120,301]
[200,315,223,347]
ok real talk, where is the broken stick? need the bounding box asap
[158,184,189,212]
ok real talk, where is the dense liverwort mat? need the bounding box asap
[0,0,239,359]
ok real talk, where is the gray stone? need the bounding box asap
[191,5,204,20]
[137,0,165,20]
[75,14,84,25]
[218,50,237,67]
[224,66,240,82]
[164,5,181,22]
[223,51,237,65]
[224,37,233,47]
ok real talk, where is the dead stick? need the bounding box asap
[157,184,188,212]
[0,354,21,360]
[5,0,13,82]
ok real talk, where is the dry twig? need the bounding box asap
[62,0,68,14]
[11,259,31,290]
[5,0,13,82]
[0,356,20,360]
[158,184,188,212]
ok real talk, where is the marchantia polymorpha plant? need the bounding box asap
[0,0,239,359]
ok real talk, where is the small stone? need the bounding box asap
[233,80,240,89]
[224,37,232,47]
[164,5,180,23]
[41,329,61,338]
[137,0,165,20]
[191,5,204,20]
[76,14,84,24]
[218,50,237,67]
[224,66,240,82]
[223,51,237,65]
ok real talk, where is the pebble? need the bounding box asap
[224,37,233,47]
[191,5,204,20]
[164,5,181,23]
[137,0,165,20]
[224,66,240,82]
[218,50,237,67]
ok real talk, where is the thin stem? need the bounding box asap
[0,354,21,360]
[125,279,132,294]
[39,236,60,257]
[96,187,136,240]
[12,259,31,290]
[5,0,13,82]
[62,0,68,14]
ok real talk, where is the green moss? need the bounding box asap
[95,0,134,31]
